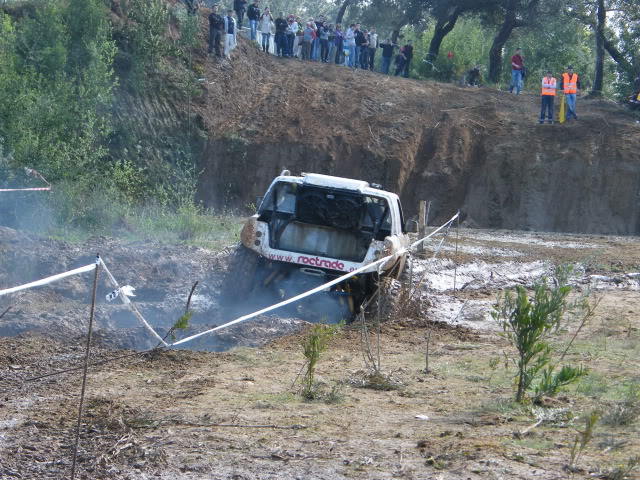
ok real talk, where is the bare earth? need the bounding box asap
[1,227,639,479]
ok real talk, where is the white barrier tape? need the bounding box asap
[169,212,459,347]
[0,263,97,297]
[98,258,169,347]
[0,187,52,192]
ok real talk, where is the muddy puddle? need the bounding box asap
[1,226,639,349]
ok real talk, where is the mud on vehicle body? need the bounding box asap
[222,171,417,321]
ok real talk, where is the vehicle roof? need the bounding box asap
[271,173,400,202]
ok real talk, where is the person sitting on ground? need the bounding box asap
[633,74,640,101]
[258,8,274,53]
[539,70,557,124]
[379,39,396,75]
[223,10,237,59]
[394,50,404,76]
[233,0,247,29]
[207,4,225,59]
[467,64,481,86]
[274,12,288,57]
[184,0,200,15]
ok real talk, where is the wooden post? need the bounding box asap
[417,200,427,253]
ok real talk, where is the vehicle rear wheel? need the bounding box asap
[375,277,403,322]
[220,244,259,308]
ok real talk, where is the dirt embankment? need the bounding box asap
[108,2,640,235]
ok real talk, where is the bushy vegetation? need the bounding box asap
[0,0,223,242]
[492,266,592,404]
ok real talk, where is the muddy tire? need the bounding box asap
[376,277,403,322]
[220,244,259,308]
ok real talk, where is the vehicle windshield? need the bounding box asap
[258,181,391,262]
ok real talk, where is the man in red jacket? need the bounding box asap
[509,48,524,94]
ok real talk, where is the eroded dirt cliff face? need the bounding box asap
[115,6,640,235]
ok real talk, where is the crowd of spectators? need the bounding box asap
[204,1,415,77]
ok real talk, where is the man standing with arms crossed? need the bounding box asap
[247,0,260,42]
[539,70,556,124]
[509,47,524,94]
[560,65,581,121]
[208,5,225,59]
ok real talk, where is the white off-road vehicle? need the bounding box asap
[222,171,417,320]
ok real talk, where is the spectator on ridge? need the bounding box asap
[185,0,200,15]
[247,0,260,41]
[345,24,356,67]
[274,11,288,57]
[285,15,298,58]
[233,0,247,29]
[368,28,378,71]
[510,47,524,94]
[223,10,237,59]
[327,24,337,64]
[302,22,315,60]
[319,22,330,62]
[258,8,273,53]
[207,4,225,59]
[379,39,395,74]
[313,16,326,61]
[354,24,366,68]
[360,29,369,69]
[467,64,481,86]
[333,24,344,64]
[560,65,581,120]
[294,16,304,58]
[539,70,557,124]
[395,39,413,77]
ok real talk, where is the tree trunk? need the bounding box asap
[591,0,605,96]
[335,0,351,26]
[391,20,407,44]
[425,6,464,69]
[488,7,518,84]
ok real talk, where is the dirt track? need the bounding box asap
[1,226,639,479]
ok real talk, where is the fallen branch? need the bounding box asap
[0,306,12,321]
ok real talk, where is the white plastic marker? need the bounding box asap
[98,258,169,347]
[0,264,97,297]
[169,212,459,347]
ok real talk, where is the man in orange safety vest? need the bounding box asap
[560,65,581,120]
[539,70,557,124]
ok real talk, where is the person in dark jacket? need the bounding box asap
[333,24,344,64]
[379,40,396,74]
[208,5,225,58]
[274,12,288,57]
[354,24,366,69]
[233,0,247,29]
[467,64,481,86]
[247,0,260,41]
[395,40,413,78]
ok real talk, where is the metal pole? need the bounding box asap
[417,200,426,253]
[71,255,100,480]
[453,212,460,294]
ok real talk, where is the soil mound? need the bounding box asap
[115,3,640,235]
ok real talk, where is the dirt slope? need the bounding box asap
[108,3,640,234]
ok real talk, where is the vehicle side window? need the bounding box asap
[397,199,405,233]
[276,185,296,213]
